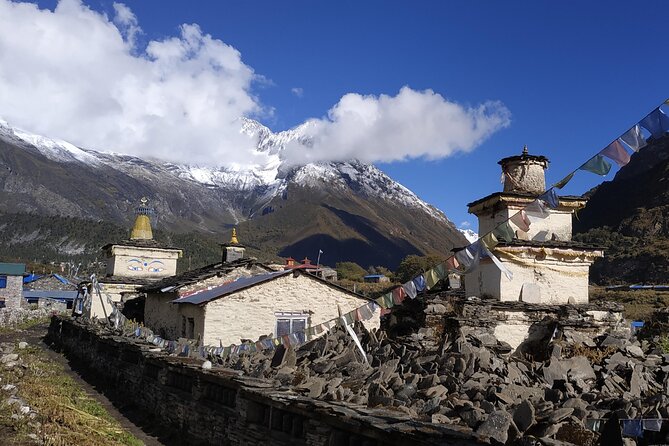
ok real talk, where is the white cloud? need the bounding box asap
[291,87,304,98]
[460,221,471,228]
[0,0,510,169]
[112,2,141,48]
[282,87,511,165]
[0,0,263,166]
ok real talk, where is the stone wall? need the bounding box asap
[46,317,477,446]
[0,275,24,310]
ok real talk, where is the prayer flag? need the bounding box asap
[424,268,439,290]
[600,140,631,167]
[553,172,575,189]
[538,189,560,208]
[493,221,515,243]
[453,241,483,274]
[579,155,612,176]
[481,232,499,250]
[392,287,406,304]
[402,280,417,299]
[445,256,460,272]
[622,419,643,438]
[432,263,448,281]
[384,292,395,308]
[621,125,647,152]
[640,107,669,138]
[525,199,550,222]
[413,275,426,292]
[510,210,531,231]
[642,419,663,432]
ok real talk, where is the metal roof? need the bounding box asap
[141,258,271,293]
[22,290,78,300]
[172,270,292,305]
[0,263,26,276]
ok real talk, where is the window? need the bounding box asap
[187,317,195,339]
[275,312,308,342]
[0,276,6,289]
[181,316,186,337]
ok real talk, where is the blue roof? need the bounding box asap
[172,270,292,305]
[0,263,25,276]
[364,274,386,278]
[22,290,78,300]
[23,274,43,284]
[23,273,73,285]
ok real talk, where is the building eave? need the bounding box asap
[467,192,587,215]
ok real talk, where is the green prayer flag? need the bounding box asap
[553,172,575,189]
[579,155,612,176]
[384,292,395,308]
[425,268,439,289]
[433,263,447,280]
[492,221,515,243]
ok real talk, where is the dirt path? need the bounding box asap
[1,322,165,446]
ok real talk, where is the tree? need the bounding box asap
[335,261,368,281]
[394,254,445,283]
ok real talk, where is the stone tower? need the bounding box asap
[465,147,603,304]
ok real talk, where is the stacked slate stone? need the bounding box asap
[211,322,669,445]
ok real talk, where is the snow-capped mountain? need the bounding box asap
[0,118,466,268]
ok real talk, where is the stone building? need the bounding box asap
[0,263,26,310]
[465,147,604,304]
[142,230,273,337]
[143,230,378,345]
[81,199,182,319]
[157,269,379,346]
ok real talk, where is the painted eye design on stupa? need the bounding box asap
[127,258,143,271]
[147,260,165,273]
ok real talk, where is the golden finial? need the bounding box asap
[522,145,528,155]
[230,228,239,244]
[130,197,154,240]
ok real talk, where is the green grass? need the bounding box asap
[0,341,143,445]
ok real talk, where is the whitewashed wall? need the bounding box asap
[188,273,380,346]
[465,247,602,304]
[144,264,276,340]
[105,245,181,278]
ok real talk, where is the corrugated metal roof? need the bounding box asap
[0,263,26,276]
[172,270,293,305]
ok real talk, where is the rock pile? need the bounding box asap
[210,323,668,445]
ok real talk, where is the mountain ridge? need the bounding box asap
[0,117,466,269]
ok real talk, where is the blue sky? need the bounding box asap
[12,1,669,229]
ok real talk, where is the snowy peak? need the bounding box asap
[0,119,101,165]
[0,116,449,223]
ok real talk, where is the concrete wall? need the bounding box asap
[105,245,180,279]
[47,317,472,446]
[197,273,379,346]
[0,275,24,310]
[465,247,601,304]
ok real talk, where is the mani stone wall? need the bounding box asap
[46,316,478,446]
